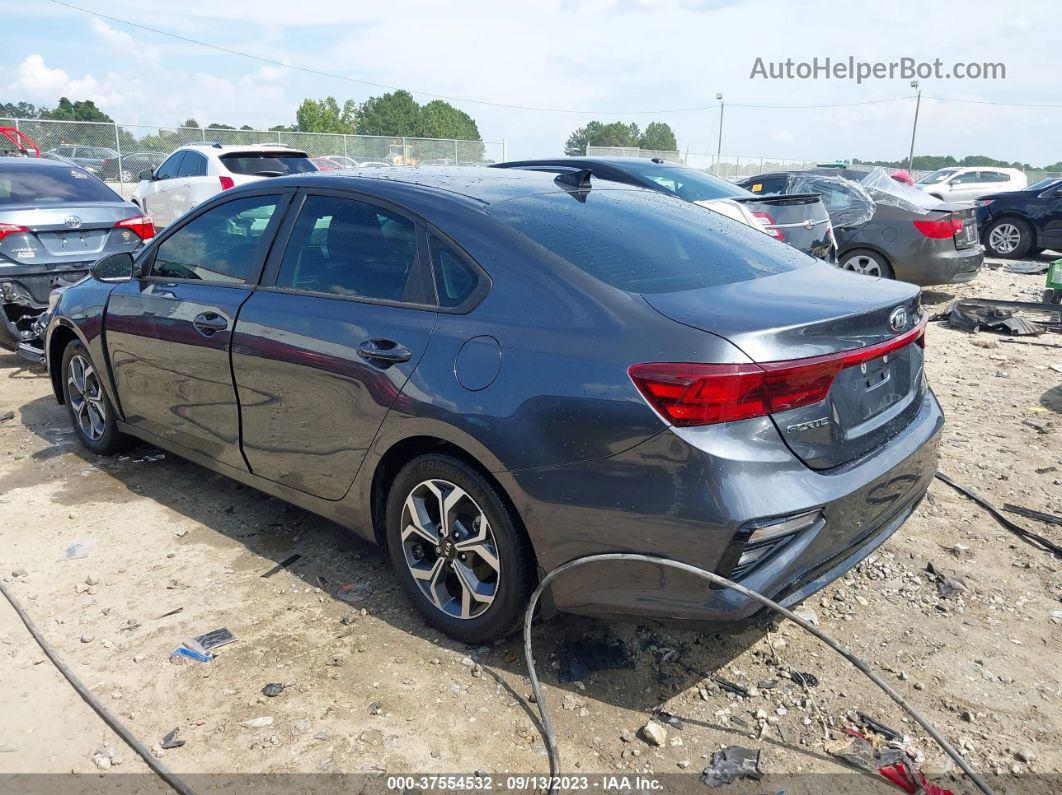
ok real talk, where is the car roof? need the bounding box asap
[247,165,630,207]
[497,156,686,169]
[0,156,86,169]
[177,143,309,156]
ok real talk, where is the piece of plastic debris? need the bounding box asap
[240,716,273,729]
[557,635,633,683]
[194,628,236,651]
[714,677,749,698]
[170,646,210,663]
[827,734,904,772]
[260,554,302,578]
[858,712,901,741]
[62,539,96,561]
[879,760,954,795]
[160,728,185,749]
[153,607,183,620]
[0,410,14,423]
[790,671,819,688]
[700,746,762,788]
[654,710,684,730]
[1003,503,1062,527]
[262,683,285,697]
[337,582,373,603]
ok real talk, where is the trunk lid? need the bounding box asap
[733,193,836,261]
[643,262,927,469]
[0,203,140,265]
[935,202,979,250]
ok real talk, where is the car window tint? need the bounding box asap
[490,189,809,293]
[429,236,479,307]
[152,195,279,283]
[155,152,185,180]
[220,153,316,176]
[0,165,120,204]
[178,152,207,178]
[276,195,419,301]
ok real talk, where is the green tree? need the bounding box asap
[639,121,677,153]
[356,90,420,136]
[416,100,481,140]
[240,125,254,131]
[206,122,235,130]
[294,96,357,134]
[181,117,199,129]
[39,97,112,122]
[0,101,41,119]
[563,121,641,155]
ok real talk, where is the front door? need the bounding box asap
[106,191,287,469]
[231,191,437,499]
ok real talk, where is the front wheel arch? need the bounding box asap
[48,324,80,405]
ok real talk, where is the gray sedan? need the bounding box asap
[0,158,153,360]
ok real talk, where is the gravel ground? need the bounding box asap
[0,255,1059,793]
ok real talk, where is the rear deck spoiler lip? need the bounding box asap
[732,193,824,206]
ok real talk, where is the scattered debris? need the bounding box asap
[933,297,1061,336]
[62,539,95,561]
[926,562,971,599]
[792,606,819,626]
[557,635,633,683]
[1004,503,1062,527]
[170,645,209,663]
[194,628,236,651]
[0,410,14,423]
[1003,261,1050,274]
[700,746,762,788]
[789,671,819,688]
[160,728,185,749]
[262,683,286,698]
[240,716,273,729]
[858,712,902,741]
[826,733,904,772]
[714,677,750,698]
[368,701,383,715]
[337,582,373,603]
[153,607,183,620]
[653,710,684,730]
[260,554,302,578]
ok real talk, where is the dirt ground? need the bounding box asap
[1,255,1059,794]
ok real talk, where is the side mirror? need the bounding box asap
[138,168,154,182]
[91,252,137,283]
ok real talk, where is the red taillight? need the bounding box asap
[630,319,926,426]
[0,223,30,242]
[114,214,156,240]
[219,176,235,190]
[752,211,784,240]
[912,218,963,239]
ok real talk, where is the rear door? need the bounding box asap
[1038,182,1062,249]
[231,189,437,499]
[105,191,289,469]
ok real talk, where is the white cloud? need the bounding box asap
[89,18,158,64]
[773,130,793,142]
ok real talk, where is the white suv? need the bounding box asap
[131,143,316,227]
[914,166,1027,202]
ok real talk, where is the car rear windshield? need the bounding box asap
[0,165,120,204]
[619,161,751,202]
[488,189,808,294]
[220,152,317,176]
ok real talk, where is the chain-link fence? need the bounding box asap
[0,117,506,195]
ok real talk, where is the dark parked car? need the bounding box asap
[738,168,983,285]
[494,157,836,261]
[115,151,167,183]
[0,158,153,361]
[976,177,1062,258]
[45,168,942,643]
[47,145,120,178]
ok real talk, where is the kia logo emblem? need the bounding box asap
[64,216,82,229]
[889,306,907,332]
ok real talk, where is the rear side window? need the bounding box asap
[178,152,207,178]
[221,152,317,176]
[152,195,279,283]
[742,177,788,196]
[276,195,421,302]
[0,165,119,204]
[489,189,809,294]
[429,236,479,308]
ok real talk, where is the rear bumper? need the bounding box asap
[891,244,983,286]
[0,267,88,357]
[514,388,943,630]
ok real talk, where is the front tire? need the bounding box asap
[61,341,129,455]
[385,454,534,643]
[840,249,894,279]
[984,218,1033,258]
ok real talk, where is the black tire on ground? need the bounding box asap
[385,454,535,644]
[1028,247,1044,257]
[60,339,130,455]
[984,217,1033,259]
[839,248,894,279]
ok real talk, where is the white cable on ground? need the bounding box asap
[0,578,196,795]
[522,553,995,795]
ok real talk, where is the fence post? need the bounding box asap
[114,123,123,188]
[343,134,348,159]
[13,118,19,135]
[454,139,460,166]
[200,127,206,143]
[277,130,282,143]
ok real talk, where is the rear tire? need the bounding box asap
[61,340,129,455]
[385,454,534,644]
[839,249,894,279]
[984,218,1033,258]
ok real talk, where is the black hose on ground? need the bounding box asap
[522,553,995,795]
[0,578,196,795]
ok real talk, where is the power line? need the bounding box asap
[48,0,914,116]
[924,95,1062,109]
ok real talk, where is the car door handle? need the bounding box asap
[192,312,228,336]
[357,339,412,364]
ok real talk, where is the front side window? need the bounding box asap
[155,152,185,180]
[916,169,958,185]
[276,195,419,301]
[152,195,280,283]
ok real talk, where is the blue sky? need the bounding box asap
[5,0,1060,164]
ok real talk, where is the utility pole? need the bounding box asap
[906,80,921,174]
[715,93,724,174]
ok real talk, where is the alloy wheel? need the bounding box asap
[841,253,882,277]
[399,479,500,620]
[988,223,1021,254]
[67,354,106,441]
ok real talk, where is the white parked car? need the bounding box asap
[131,144,316,227]
[914,167,1027,202]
